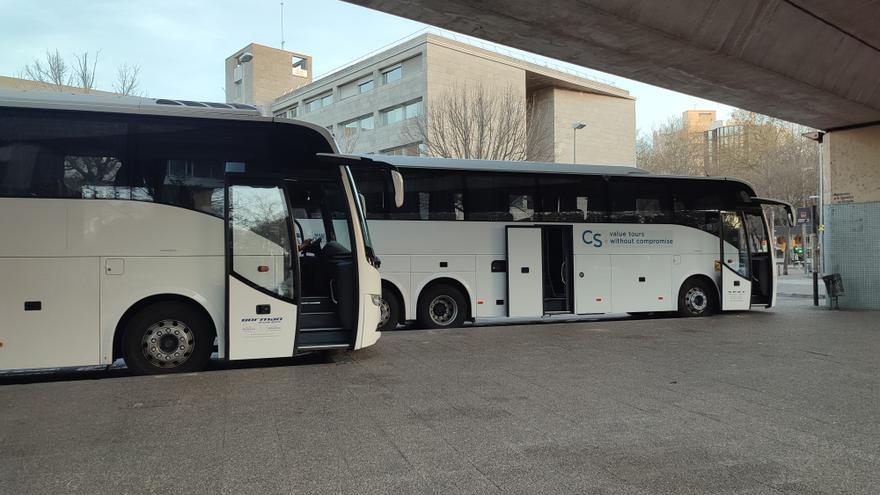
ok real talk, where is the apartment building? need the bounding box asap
[227,33,636,165]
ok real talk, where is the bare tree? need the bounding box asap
[717,109,818,207]
[21,49,70,91]
[114,63,141,96]
[404,83,553,161]
[71,51,100,93]
[637,114,705,175]
[22,49,143,96]
[638,109,819,208]
[339,126,361,154]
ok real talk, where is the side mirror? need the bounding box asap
[390,170,404,208]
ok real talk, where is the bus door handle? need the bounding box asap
[521,267,530,274]
[256,304,271,315]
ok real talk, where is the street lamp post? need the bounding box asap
[572,122,586,163]
[802,131,825,306]
[238,52,254,103]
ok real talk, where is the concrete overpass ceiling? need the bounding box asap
[344,0,880,130]
[790,0,880,49]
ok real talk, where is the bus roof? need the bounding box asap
[0,89,266,121]
[0,89,340,153]
[363,155,648,176]
[363,155,757,193]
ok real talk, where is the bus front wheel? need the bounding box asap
[377,288,401,332]
[677,279,716,317]
[122,301,213,375]
[417,284,467,329]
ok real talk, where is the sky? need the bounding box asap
[0,0,734,135]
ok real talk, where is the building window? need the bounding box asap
[341,78,374,100]
[341,114,375,137]
[305,92,333,113]
[382,66,402,84]
[380,99,422,126]
[379,142,421,156]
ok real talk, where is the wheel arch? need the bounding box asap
[112,294,218,361]
[381,279,406,324]
[678,274,720,310]
[416,276,474,321]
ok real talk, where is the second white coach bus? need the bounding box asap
[353,156,792,331]
[0,91,401,374]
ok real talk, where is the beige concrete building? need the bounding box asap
[683,109,717,133]
[0,75,116,95]
[226,33,636,165]
[225,43,312,108]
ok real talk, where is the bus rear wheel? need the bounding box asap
[678,279,716,317]
[122,301,213,375]
[417,284,467,329]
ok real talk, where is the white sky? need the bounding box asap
[0,0,734,135]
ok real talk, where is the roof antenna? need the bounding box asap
[280,2,285,50]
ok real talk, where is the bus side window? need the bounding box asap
[351,170,389,220]
[466,173,534,222]
[0,111,128,199]
[132,120,271,217]
[671,180,729,236]
[609,178,671,224]
[389,169,464,221]
[535,175,605,222]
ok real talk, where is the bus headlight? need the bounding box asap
[370,294,383,306]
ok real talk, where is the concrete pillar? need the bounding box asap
[821,124,880,309]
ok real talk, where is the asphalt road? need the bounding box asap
[2,300,878,494]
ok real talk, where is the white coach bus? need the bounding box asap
[352,156,792,331]
[0,91,402,374]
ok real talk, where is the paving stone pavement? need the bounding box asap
[2,302,878,494]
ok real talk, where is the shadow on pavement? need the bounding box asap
[0,351,336,386]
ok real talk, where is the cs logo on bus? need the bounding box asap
[582,230,603,248]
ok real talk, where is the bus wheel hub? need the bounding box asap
[379,299,390,327]
[685,288,707,312]
[429,296,458,325]
[142,321,194,367]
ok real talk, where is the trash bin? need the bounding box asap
[822,273,844,309]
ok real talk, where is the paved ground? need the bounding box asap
[776,271,826,300]
[2,299,879,494]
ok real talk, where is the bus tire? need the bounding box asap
[677,278,716,317]
[122,301,213,375]
[377,288,401,332]
[417,284,468,329]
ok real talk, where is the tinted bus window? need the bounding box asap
[390,169,463,221]
[0,110,128,199]
[536,175,606,222]
[671,180,722,235]
[466,173,536,222]
[133,119,271,216]
[745,211,769,253]
[351,169,388,220]
[609,178,671,224]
